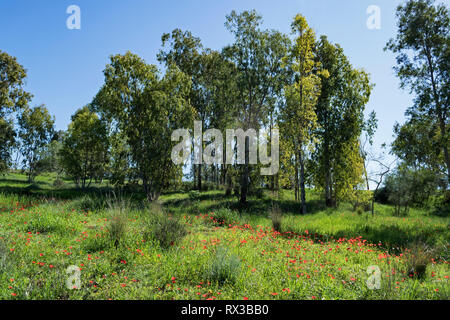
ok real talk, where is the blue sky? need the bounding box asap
[1,0,419,174]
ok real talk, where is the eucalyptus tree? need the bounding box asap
[313,36,373,207]
[158,29,208,190]
[385,0,449,182]
[93,52,194,200]
[223,10,290,204]
[18,105,55,182]
[0,51,32,172]
[60,106,108,189]
[279,14,325,213]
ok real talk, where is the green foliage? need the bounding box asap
[60,106,109,189]
[223,10,290,204]
[385,0,450,180]
[211,207,239,226]
[25,213,63,234]
[0,240,11,273]
[18,105,55,182]
[205,247,241,285]
[52,178,64,189]
[93,52,195,201]
[188,190,200,201]
[71,195,107,212]
[349,189,373,212]
[384,167,441,215]
[0,51,32,173]
[107,207,128,249]
[279,14,324,213]
[404,242,436,279]
[269,204,282,232]
[312,36,374,207]
[147,212,187,249]
[0,176,448,300]
[0,118,16,173]
[108,131,131,186]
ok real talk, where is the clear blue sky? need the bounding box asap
[1,0,420,177]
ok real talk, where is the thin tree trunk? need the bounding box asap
[240,136,249,205]
[294,150,299,202]
[299,148,306,214]
[197,163,202,191]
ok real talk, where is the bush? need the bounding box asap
[250,188,264,199]
[188,190,200,201]
[205,247,240,285]
[106,202,129,248]
[383,167,440,213]
[26,214,61,234]
[404,242,435,279]
[53,178,64,188]
[82,234,110,252]
[147,212,187,249]
[73,195,107,212]
[350,190,372,212]
[374,187,389,204]
[432,190,450,217]
[211,208,239,226]
[270,204,282,232]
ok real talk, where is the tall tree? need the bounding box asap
[313,36,373,206]
[385,0,449,182]
[18,105,55,181]
[0,51,32,172]
[279,14,325,214]
[93,52,194,200]
[223,10,290,204]
[60,106,109,189]
[158,29,208,191]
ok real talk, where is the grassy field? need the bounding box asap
[0,173,448,300]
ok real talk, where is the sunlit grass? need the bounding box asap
[0,175,448,300]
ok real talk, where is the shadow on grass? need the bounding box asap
[167,191,327,216]
[284,223,448,255]
[0,183,148,203]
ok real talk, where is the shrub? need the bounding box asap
[82,234,110,252]
[350,190,372,212]
[432,190,450,217]
[270,204,282,232]
[73,195,107,212]
[211,208,239,226]
[106,203,129,248]
[26,214,61,234]
[383,167,440,212]
[404,242,435,279]
[374,186,389,204]
[250,188,264,199]
[356,207,364,216]
[188,190,200,201]
[147,212,187,249]
[53,178,64,188]
[205,247,240,285]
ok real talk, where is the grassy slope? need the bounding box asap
[0,173,448,300]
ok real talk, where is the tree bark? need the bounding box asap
[240,136,249,205]
[299,148,306,214]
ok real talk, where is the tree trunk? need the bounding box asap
[240,136,249,205]
[299,148,306,214]
[197,163,202,191]
[294,153,299,202]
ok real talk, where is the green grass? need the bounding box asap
[0,173,448,300]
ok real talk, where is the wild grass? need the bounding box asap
[0,173,448,300]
